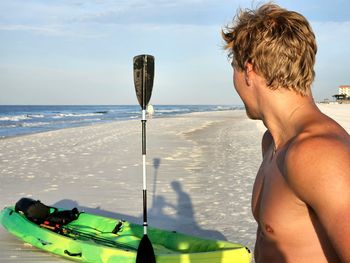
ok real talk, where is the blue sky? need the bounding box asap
[0,0,349,105]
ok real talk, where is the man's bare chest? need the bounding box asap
[252,152,310,240]
[251,144,342,263]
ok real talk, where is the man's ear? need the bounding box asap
[245,63,253,86]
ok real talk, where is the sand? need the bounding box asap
[0,104,349,262]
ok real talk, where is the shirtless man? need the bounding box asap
[222,3,350,263]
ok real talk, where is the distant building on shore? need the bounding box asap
[333,85,350,103]
[339,85,350,97]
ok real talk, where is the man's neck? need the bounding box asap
[259,91,318,151]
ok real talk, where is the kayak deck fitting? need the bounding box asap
[0,206,251,263]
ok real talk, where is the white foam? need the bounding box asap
[21,122,50,127]
[27,114,45,118]
[52,113,104,119]
[0,115,29,121]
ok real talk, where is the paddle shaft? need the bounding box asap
[38,220,135,251]
[142,110,148,235]
[141,55,149,236]
[62,226,136,251]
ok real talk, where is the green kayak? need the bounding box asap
[0,206,251,263]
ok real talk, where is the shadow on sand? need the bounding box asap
[53,157,226,241]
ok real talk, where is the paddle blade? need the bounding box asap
[133,54,155,110]
[136,235,156,263]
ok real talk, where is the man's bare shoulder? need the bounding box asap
[284,119,350,204]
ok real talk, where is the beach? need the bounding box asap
[0,104,349,262]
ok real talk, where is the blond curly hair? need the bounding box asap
[222,3,317,95]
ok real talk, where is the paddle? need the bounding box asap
[60,225,137,252]
[133,54,156,263]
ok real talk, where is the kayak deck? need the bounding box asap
[1,206,251,263]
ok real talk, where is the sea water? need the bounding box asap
[0,105,242,138]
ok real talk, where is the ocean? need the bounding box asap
[0,105,243,138]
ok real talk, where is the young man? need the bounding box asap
[222,3,350,263]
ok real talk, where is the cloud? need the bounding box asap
[312,20,350,54]
[0,24,62,35]
[0,23,110,38]
[0,0,248,40]
[0,0,235,28]
[312,21,350,41]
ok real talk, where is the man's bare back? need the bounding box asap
[252,110,349,262]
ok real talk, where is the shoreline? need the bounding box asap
[0,105,244,139]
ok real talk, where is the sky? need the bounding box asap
[0,0,349,105]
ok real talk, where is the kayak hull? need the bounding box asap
[0,206,251,263]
